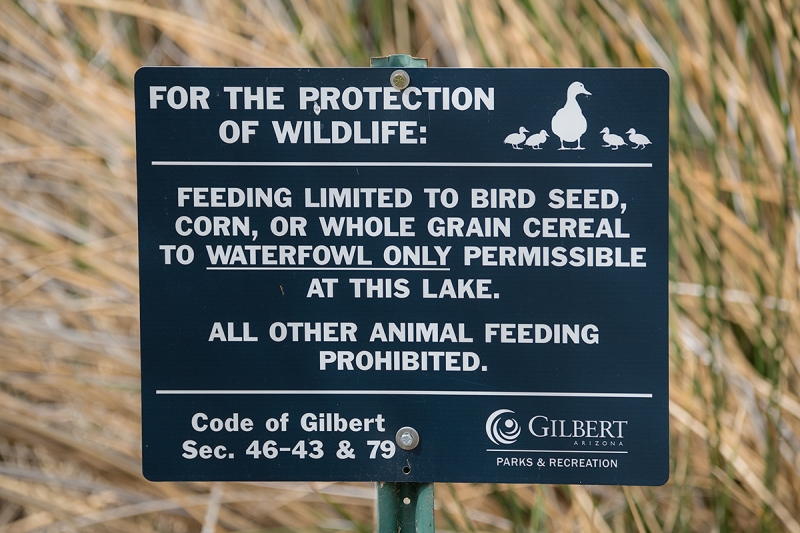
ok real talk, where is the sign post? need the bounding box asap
[135,62,669,525]
[370,54,433,533]
[377,481,434,532]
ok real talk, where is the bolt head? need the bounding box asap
[390,70,410,90]
[395,426,419,450]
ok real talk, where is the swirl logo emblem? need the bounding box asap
[485,409,521,445]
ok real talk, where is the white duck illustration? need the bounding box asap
[551,82,591,150]
[599,127,627,150]
[525,130,549,149]
[626,128,651,149]
[504,127,529,150]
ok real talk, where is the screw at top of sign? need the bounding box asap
[626,128,652,149]
[599,127,627,150]
[503,127,529,150]
[390,70,410,90]
[525,129,549,150]
[551,81,591,150]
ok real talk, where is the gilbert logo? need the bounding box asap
[485,409,521,445]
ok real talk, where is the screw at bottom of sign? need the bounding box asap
[396,427,420,450]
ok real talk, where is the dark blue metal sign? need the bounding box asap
[135,67,668,485]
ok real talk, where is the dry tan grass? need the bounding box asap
[0,0,799,531]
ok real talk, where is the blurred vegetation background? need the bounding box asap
[0,0,798,531]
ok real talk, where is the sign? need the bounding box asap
[135,67,669,485]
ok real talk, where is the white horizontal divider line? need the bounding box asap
[152,161,652,168]
[486,449,628,454]
[206,266,449,271]
[155,390,653,398]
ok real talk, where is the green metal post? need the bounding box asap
[370,54,433,533]
[370,54,428,68]
[377,482,434,533]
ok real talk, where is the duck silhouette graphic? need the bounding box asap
[599,127,627,150]
[551,82,591,150]
[504,127,529,150]
[626,128,651,149]
[525,129,549,149]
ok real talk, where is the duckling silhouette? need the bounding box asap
[551,82,591,150]
[525,130,549,149]
[626,128,651,149]
[504,127,529,150]
[599,127,627,150]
